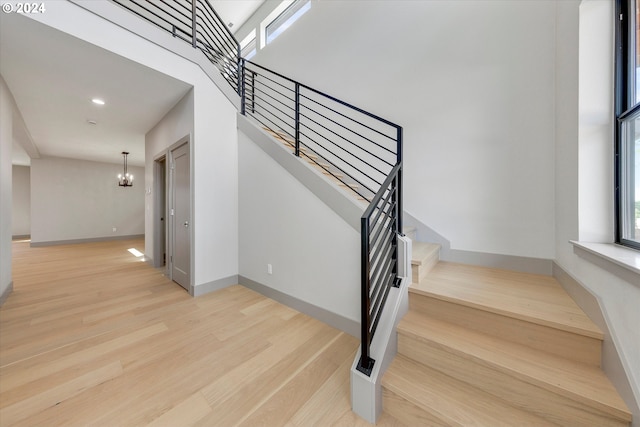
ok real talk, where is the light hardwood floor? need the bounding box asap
[1,239,404,426]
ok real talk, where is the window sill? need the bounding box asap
[570,241,640,286]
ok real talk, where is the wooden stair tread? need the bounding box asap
[411,242,439,266]
[410,261,602,339]
[398,311,631,422]
[383,354,558,426]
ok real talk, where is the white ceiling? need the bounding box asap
[0,1,264,167]
[212,0,265,31]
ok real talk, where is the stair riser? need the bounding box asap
[409,294,602,367]
[398,333,628,427]
[382,388,449,427]
[411,256,438,285]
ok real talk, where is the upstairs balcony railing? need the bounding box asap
[109,0,403,377]
[112,0,240,94]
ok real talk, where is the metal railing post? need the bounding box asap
[357,216,374,376]
[191,0,197,48]
[240,58,246,115]
[237,45,243,97]
[294,82,301,157]
[397,127,403,234]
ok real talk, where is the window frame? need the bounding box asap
[615,0,640,250]
[264,0,310,46]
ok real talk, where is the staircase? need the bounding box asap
[263,127,371,202]
[382,242,632,426]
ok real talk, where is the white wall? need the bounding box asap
[238,130,360,322]
[555,0,640,420]
[30,156,144,244]
[145,89,194,262]
[12,165,30,236]
[247,0,557,260]
[0,75,13,302]
[25,1,239,287]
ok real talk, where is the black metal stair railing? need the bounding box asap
[111,0,240,94]
[241,59,400,203]
[109,0,403,377]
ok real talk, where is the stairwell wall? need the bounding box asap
[243,0,557,261]
[238,129,361,331]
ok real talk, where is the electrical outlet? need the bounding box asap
[112,227,117,232]
[267,264,273,275]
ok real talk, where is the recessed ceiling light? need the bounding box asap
[91,98,105,105]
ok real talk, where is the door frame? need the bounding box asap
[153,135,193,293]
[152,153,167,272]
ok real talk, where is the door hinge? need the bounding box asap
[170,208,175,216]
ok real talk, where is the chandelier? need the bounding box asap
[117,151,134,187]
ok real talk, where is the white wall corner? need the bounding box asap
[350,235,411,424]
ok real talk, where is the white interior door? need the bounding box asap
[170,142,190,291]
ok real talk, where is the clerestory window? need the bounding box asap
[265,0,310,45]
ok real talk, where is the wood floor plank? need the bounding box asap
[0,322,168,393]
[145,391,212,427]
[236,332,357,427]
[0,360,123,425]
[1,239,386,426]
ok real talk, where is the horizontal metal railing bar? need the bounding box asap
[299,107,395,169]
[250,120,298,151]
[362,164,401,221]
[370,230,394,283]
[306,162,372,202]
[370,242,395,292]
[168,0,191,13]
[195,16,236,57]
[195,36,228,62]
[196,26,234,58]
[247,71,296,96]
[250,83,296,110]
[250,112,294,139]
[302,85,401,131]
[299,109,394,170]
[113,0,191,33]
[369,204,393,238]
[250,88,295,112]
[249,107,292,135]
[251,93,296,124]
[370,219,394,256]
[245,60,401,130]
[370,192,395,241]
[158,0,191,22]
[196,0,238,48]
[370,221,394,266]
[370,201,394,239]
[298,131,377,196]
[299,121,389,181]
[370,272,394,336]
[300,92,397,151]
[196,10,236,55]
[370,257,394,318]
